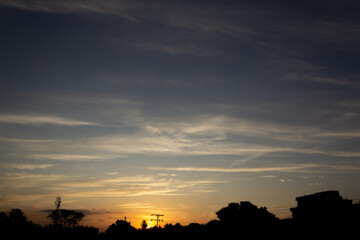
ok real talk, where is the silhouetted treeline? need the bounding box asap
[1,191,359,240]
[0,208,98,240]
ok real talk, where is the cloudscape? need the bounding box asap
[0,0,359,231]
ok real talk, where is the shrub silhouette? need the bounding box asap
[216,201,278,226]
[105,219,137,240]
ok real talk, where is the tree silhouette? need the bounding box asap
[216,201,278,227]
[214,201,280,239]
[48,209,84,228]
[105,219,137,239]
[0,209,38,240]
[8,209,28,225]
[47,197,84,228]
[52,196,61,225]
[140,220,148,230]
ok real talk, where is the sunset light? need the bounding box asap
[146,223,155,229]
[0,1,360,239]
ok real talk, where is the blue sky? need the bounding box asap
[0,0,360,230]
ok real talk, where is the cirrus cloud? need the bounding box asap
[0,114,98,126]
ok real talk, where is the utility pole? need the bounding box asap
[151,214,164,228]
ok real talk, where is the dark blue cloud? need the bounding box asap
[0,0,360,224]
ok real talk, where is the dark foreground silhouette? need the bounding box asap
[1,190,359,240]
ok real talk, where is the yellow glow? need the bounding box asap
[146,219,157,229]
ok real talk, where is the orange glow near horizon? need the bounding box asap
[147,222,156,229]
[1,1,360,239]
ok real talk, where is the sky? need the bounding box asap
[0,0,360,231]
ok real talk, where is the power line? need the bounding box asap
[151,214,164,228]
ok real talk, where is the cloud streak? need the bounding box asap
[0,171,228,206]
[29,154,106,161]
[0,0,134,16]
[149,164,322,173]
[1,113,360,162]
[0,163,54,170]
[118,203,155,209]
[150,162,360,174]
[283,73,360,88]
[0,114,97,126]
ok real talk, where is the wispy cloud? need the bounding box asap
[282,20,360,44]
[0,0,260,58]
[0,172,226,205]
[261,175,277,178]
[1,113,359,161]
[135,42,217,56]
[60,188,183,198]
[118,203,155,209]
[0,163,54,170]
[56,175,226,191]
[0,114,97,126]
[143,115,316,143]
[29,154,106,161]
[150,162,360,174]
[167,6,258,41]
[105,172,120,175]
[54,175,156,188]
[283,73,360,88]
[149,164,321,173]
[83,135,326,157]
[0,0,257,37]
[0,173,64,181]
[0,137,56,144]
[124,189,182,197]
[0,0,140,18]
